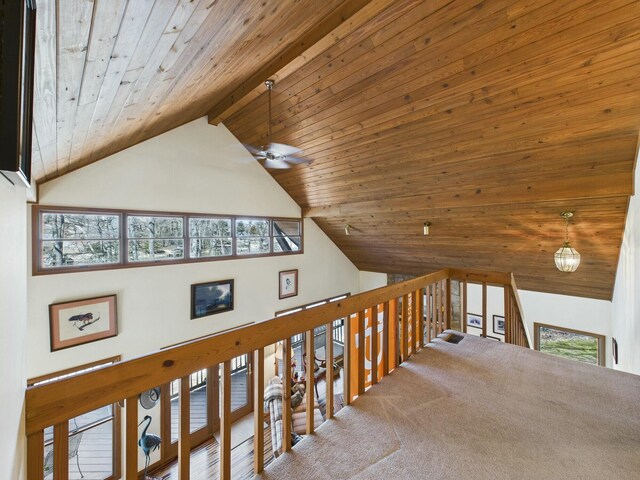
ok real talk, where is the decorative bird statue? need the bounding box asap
[138,415,161,479]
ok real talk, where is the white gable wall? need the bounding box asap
[27,118,360,379]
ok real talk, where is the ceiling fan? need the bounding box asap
[245,79,312,169]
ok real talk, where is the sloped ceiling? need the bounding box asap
[32,0,640,299]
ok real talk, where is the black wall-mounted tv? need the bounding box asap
[0,0,36,187]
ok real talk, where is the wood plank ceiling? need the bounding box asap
[33,0,640,300]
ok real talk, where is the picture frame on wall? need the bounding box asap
[49,294,118,351]
[467,313,482,329]
[612,337,618,365]
[279,269,298,299]
[191,279,234,319]
[493,315,505,335]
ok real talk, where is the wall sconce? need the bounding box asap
[345,224,352,235]
[423,222,431,236]
[554,211,581,272]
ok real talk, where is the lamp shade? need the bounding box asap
[554,241,581,272]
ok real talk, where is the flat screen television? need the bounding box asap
[0,0,36,187]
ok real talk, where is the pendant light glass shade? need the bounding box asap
[555,241,581,272]
[555,212,580,272]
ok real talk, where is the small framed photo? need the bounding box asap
[191,279,234,319]
[493,315,505,335]
[279,269,298,299]
[49,295,117,351]
[467,313,482,329]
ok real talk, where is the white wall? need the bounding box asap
[0,181,28,480]
[612,153,640,375]
[27,118,360,469]
[359,271,387,292]
[466,284,505,341]
[519,290,612,367]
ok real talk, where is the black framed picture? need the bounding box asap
[467,312,482,329]
[191,279,234,319]
[612,337,618,365]
[493,315,505,335]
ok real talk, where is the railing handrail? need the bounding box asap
[26,268,452,435]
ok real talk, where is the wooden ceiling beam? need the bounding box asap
[206,0,390,126]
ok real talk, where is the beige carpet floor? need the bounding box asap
[258,332,640,480]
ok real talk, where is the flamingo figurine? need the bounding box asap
[138,415,161,479]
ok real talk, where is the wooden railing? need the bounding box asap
[25,268,529,480]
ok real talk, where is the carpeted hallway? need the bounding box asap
[258,332,640,480]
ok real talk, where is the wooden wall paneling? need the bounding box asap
[125,395,138,479]
[382,301,390,376]
[401,295,409,362]
[306,329,315,434]
[357,311,366,395]
[26,431,44,480]
[326,322,334,419]
[220,361,232,480]
[371,304,378,385]
[53,421,69,480]
[179,375,191,479]
[253,348,265,474]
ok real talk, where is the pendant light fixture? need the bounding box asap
[554,212,580,272]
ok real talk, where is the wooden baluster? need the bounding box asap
[504,287,510,344]
[27,431,44,480]
[391,298,399,370]
[326,322,334,419]
[401,295,409,361]
[445,278,452,330]
[179,376,191,480]
[220,361,232,480]
[282,337,292,449]
[382,301,390,377]
[426,284,432,343]
[357,311,366,395]
[344,317,352,406]
[253,348,265,474]
[125,395,138,480]
[412,290,419,352]
[462,281,468,334]
[306,330,315,434]
[53,421,69,480]
[418,288,425,348]
[371,305,378,385]
[482,282,488,338]
[434,282,441,335]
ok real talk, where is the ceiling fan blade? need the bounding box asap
[262,158,291,169]
[268,142,302,157]
[244,143,266,156]
[283,155,313,165]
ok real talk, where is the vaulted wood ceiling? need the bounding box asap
[33,0,640,300]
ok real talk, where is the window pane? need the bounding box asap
[190,238,232,258]
[127,216,183,239]
[42,213,120,240]
[236,219,269,237]
[273,220,300,237]
[236,237,270,255]
[539,326,599,365]
[273,236,301,252]
[189,218,231,237]
[128,239,184,262]
[42,240,120,267]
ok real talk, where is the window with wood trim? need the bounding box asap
[28,357,121,480]
[33,206,303,274]
[533,322,606,366]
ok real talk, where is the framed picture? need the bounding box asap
[49,295,117,351]
[493,315,505,335]
[467,312,482,329]
[279,269,298,299]
[191,279,234,319]
[612,337,618,365]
